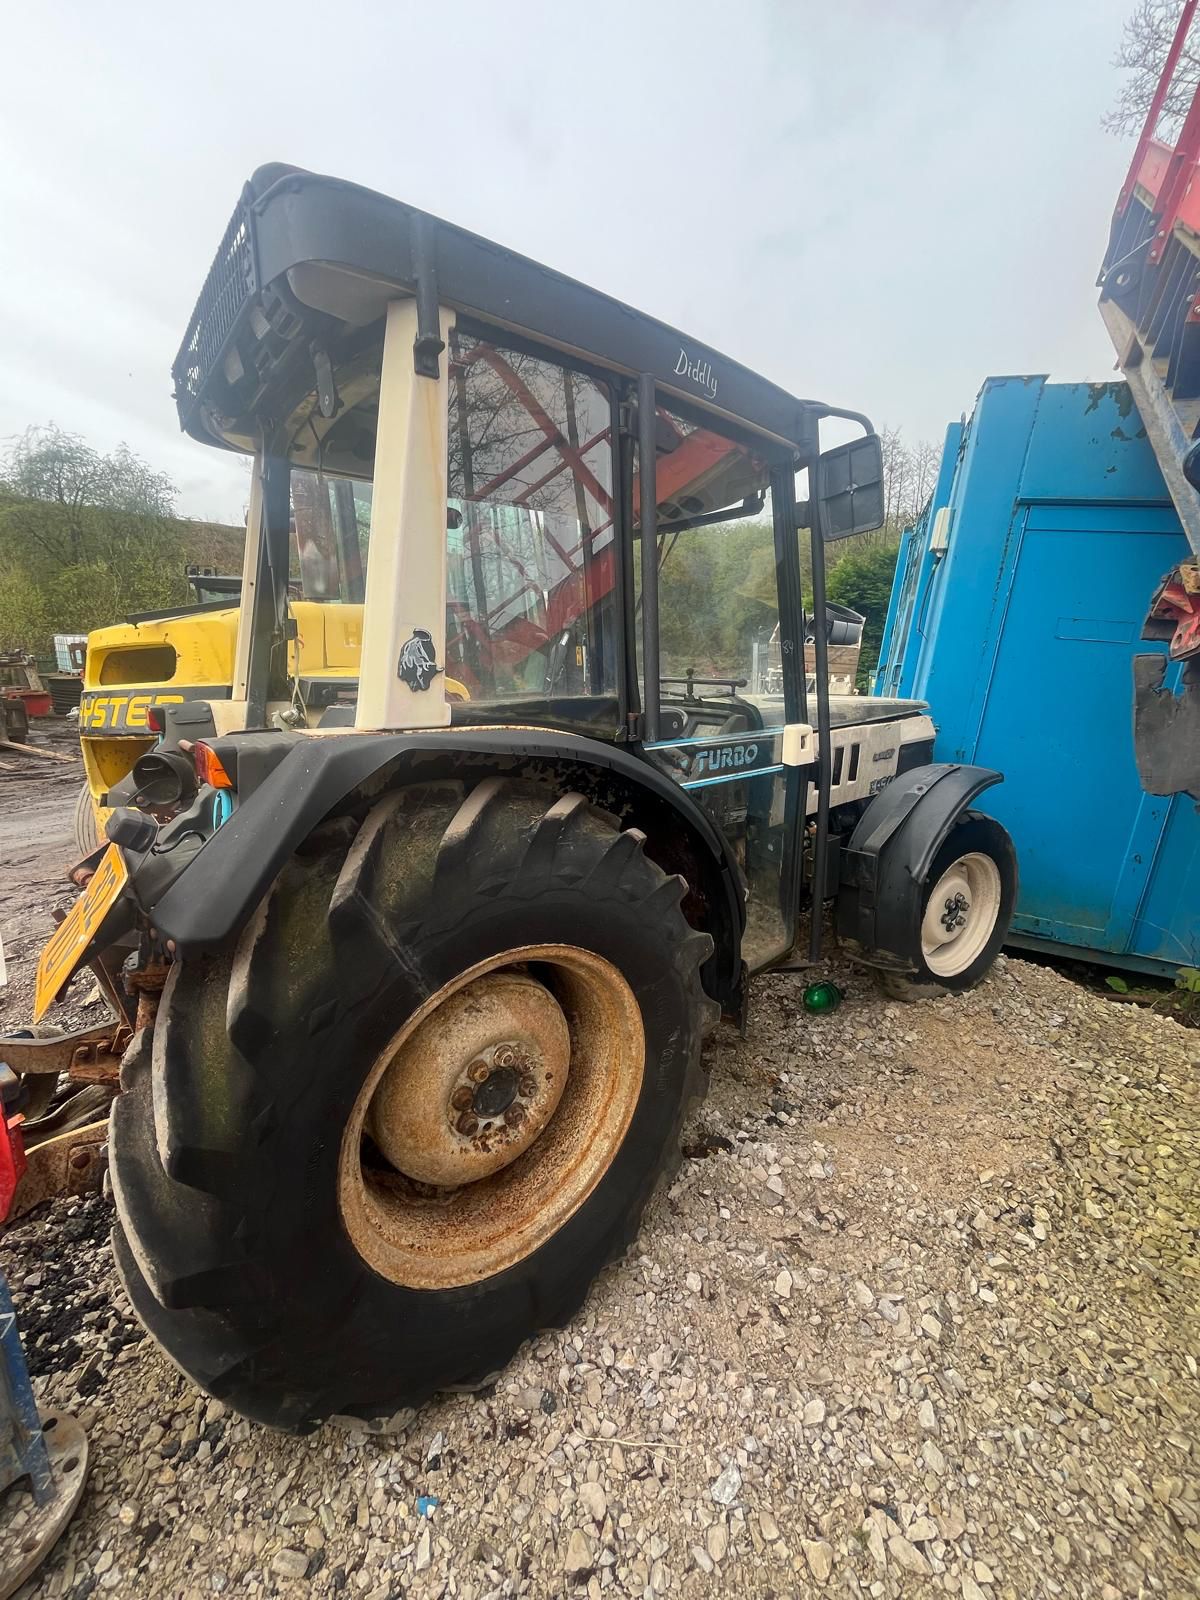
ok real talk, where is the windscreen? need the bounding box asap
[634,403,779,701]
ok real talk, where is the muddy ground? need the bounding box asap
[0,719,93,1030]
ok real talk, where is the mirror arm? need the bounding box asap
[810,403,874,435]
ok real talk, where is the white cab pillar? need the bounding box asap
[356,298,453,730]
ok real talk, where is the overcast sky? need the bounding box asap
[0,0,1141,523]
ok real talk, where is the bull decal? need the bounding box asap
[397,629,442,692]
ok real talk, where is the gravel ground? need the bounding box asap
[3,958,1198,1599]
[2,771,1198,1600]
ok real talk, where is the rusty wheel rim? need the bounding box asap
[338,946,644,1289]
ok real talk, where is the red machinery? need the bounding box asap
[446,343,750,695]
[0,1098,26,1223]
[0,653,51,725]
[1098,0,1200,797]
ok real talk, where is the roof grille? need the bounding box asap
[172,191,258,431]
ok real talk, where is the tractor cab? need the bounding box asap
[6,165,1015,1432]
[168,163,910,969]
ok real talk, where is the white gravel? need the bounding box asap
[3,951,1199,1600]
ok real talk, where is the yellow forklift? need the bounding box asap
[73,555,367,851]
[4,165,1016,1431]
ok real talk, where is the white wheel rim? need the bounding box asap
[920,851,1002,978]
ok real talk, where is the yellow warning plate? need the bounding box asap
[34,844,128,1021]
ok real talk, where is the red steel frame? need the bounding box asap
[1114,0,1199,236]
[1103,1,1200,664]
[449,344,747,689]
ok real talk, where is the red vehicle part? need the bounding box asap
[1147,564,1200,660]
[1100,2,1200,562]
[1,1112,27,1223]
[1099,2,1200,795]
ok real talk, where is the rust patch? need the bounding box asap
[9,1120,108,1219]
[338,946,644,1290]
[368,972,570,1186]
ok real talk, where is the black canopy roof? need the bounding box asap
[173,164,862,462]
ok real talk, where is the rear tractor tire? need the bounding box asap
[110,779,715,1431]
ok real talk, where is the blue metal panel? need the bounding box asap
[1134,788,1200,967]
[1017,382,1169,505]
[0,1272,52,1506]
[872,525,913,695]
[874,377,1198,976]
[874,422,963,699]
[968,506,1184,951]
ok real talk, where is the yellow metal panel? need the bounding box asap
[34,845,128,1020]
[324,604,364,669]
[85,612,238,690]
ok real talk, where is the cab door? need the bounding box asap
[633,393,811,970]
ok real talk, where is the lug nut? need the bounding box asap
[493,1046,516,1069]
[456,1113,479,1136]
[520,1075,537,1098]
[450,1085,474,1111]
[468,1060,490,1084]
[504,1104,525,1128]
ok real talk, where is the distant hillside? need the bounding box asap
[173,518,246,574]
[0,486,245,657]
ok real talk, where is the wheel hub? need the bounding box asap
[339,945,645,1291]
[920,852,1002,978]
[367,972,570,1188]
[939,890,970,933]
[471,1063,518,1119]
[448,1049,535,1129]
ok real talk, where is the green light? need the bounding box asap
[802,980,843,1014]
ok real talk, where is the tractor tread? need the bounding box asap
[111,1033,251,1313]
[111,776,717,1430]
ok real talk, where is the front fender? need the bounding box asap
[148,727,748,1009]
[836,762,1003,971]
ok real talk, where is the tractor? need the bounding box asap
[2,164,1017,1432]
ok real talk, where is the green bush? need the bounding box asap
[827,538,902,689]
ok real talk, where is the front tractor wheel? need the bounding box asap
[880,812,1017,999]
[109,780,713,1431]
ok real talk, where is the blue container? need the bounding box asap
[875,375,1198,976]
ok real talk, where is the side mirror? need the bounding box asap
[816,433,885,540]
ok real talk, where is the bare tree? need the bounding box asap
[873,427,941,544]
[1105,0,1200,138]
[879,427,911,533]
[907,439,942,519]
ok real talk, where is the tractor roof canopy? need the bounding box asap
[173,164,833,474]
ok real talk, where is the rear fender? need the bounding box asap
[147,728,748,1013]
[835,763,1003,972]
